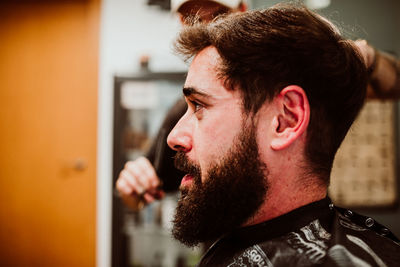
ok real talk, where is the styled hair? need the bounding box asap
[174,3,367,183]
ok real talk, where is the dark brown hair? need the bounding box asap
[174,3,367,183]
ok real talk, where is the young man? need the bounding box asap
[165,4,400,266]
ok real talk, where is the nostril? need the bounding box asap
[174,144,186,151]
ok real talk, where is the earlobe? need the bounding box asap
[270,86,310,151]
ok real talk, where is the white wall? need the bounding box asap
[97,1,186,266]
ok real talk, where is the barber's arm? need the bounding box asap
[355,40,400,99]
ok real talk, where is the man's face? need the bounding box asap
[168,46,246,185]
[167,47,268,246]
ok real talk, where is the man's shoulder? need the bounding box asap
[327,206,400,265]
[198,203,400,266]
[332,205,400,246]
[199,218,332,266]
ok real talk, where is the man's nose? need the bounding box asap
[167,115,192,153]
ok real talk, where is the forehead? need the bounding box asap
[185,46,228,96]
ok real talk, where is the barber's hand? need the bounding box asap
[354,39,375,69]
[116,156,164,211]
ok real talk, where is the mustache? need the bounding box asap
[174,152,201,176]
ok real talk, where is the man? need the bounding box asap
[164,4,399,266]
[116,1,400,212]
[116,0,247,210]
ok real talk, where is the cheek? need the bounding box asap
[192,128,219,167]
[193,117,242,167]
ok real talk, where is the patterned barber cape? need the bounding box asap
[198,198,400,266]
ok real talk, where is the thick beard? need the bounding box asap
[172,124,268,247]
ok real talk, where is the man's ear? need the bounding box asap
[270,85,310,150]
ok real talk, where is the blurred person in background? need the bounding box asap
[116,0,247,210]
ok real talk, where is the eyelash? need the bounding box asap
[189,100,203,113]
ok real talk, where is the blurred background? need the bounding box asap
[0,0,399,266]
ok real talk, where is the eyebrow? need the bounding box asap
[183,87,211,98]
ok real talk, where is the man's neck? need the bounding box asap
[244,176,327,226]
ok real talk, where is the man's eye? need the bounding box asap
[190,100,203,113]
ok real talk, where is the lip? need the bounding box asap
[180,174,194,187]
